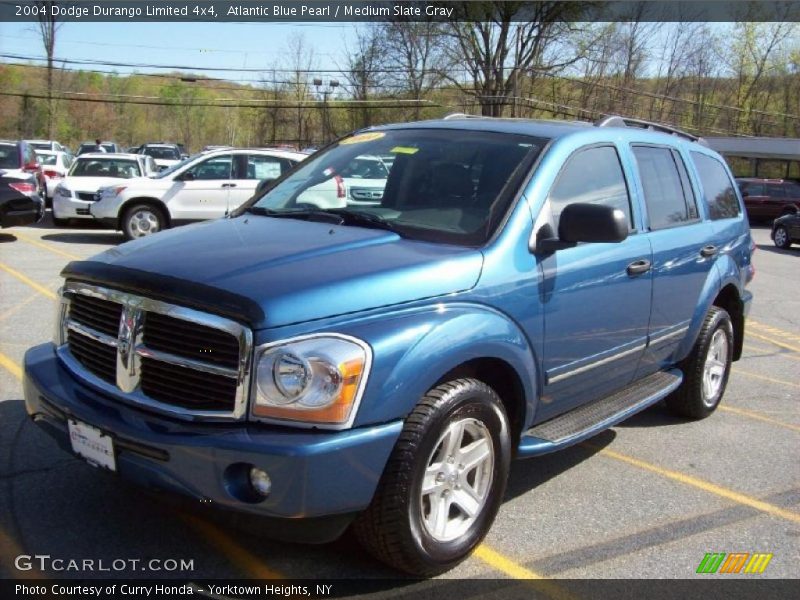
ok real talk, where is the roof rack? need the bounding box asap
[442,112,486,120]
[595,115,707,145]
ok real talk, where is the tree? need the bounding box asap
[443,1,587,117]
[35,0,61,137]
[341,25,386,129]
[381,17,448,120]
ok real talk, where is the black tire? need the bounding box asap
[354,378,511,576]
[773,225,792,249]
[666,306,733,420]
[122,203,166,240]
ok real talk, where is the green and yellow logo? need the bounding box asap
[696,552,773,574]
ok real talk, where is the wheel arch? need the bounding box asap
[712,283,745,362]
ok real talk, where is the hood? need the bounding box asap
[64,176,131,192]
[67,216,483,329]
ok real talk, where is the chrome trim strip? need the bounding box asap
[547,343,647,385]
[135,345,239,379]
[249,333,373,431]
[649,326,690,346]
[66,319,118,347]
[60,281,253,421]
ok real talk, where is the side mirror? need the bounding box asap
[741,190,750,197]
[177,171,194,182]
[536,203,628,253]
[255,177,276,197]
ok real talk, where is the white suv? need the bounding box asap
[90,148,305,239]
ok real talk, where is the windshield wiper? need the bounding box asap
[245,206,344,224]
[325,209,402,234]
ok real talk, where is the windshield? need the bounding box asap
[246,129,546,245]
[153,153,200,178]
[36,153,58,165]
[143,146,180,160]
[29,142,52,151]
[69,158,140,178]
[0,144,19,169]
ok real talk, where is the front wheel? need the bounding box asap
[773,225,792,249]
[666,306,733,419]
[354,378,511,575]
[123,204,166,240]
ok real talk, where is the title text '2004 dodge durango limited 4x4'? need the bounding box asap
[24,115,753,575]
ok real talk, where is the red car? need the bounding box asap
[736,178,800,222]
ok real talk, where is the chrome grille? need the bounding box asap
[77,192,98,201]
[58,281,252,420]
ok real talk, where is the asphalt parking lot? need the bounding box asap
[0,215,798,585]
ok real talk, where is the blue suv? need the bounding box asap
[24,115,753,575]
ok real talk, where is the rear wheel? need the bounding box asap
[354,378,510,575]
[773,226,792,249]
[123,204,166,240]
[666,306,733,419]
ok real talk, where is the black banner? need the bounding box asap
[3,579,798,600]
[2,1,800,23]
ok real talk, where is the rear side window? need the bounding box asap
[691,152,741,220]
[633,146,699,230]
[766,184,786,198]
[549,145,633,230]
[739,181,764,196]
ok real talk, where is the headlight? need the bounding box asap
[55,185,71,198]
[252,335,371,428]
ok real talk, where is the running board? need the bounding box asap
[518,370,682,457]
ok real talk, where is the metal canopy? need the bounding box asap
[704,137,800,161]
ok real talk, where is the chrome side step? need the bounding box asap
[518,370,682,457]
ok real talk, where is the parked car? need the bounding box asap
[0,139,46,197]
[0,171,44,228]
[90,148,305,239]
[25,139,67,153]
[138,143,182,171]
[24,116,753,575]
[76,141,121,155]
[736,178,800,222]
[53,153,159,225]
[35,150,74,202]
[771,212,800,249]
[298,155,390,207]
[125,145,142,154]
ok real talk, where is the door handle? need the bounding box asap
[700,245,718,257]
[221,183,237,188]
[626,259,651,276]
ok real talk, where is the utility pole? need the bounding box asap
[313,78,339,144]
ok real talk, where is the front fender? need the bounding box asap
[344,303,540,429]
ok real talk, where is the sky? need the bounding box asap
[0,21,360,83]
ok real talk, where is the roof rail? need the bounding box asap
[595,115,707,145]
[442,112,486,120]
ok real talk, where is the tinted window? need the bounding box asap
[766,184,786,198]
[785,183,800,197]
[143,146,180,160]
[549,145,632,229]
[633,146,698,230]
[692,153,740,219]
[187,155,232,180]
[739,181,765,196]
[37,153,58,166]
[0,144,18,169]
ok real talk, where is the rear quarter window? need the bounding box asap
[691,152,741,220]
[633,145,698,230]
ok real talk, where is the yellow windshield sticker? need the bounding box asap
[390,146,419,155]
[340,131,386,145]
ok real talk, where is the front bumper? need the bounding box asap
[24,343,401,539]
[53,194,96,219]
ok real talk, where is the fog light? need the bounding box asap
[249,467,272,497]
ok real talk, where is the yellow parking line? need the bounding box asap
[13,232,81,261]
[743,342,800,362]
[0,351,23,380]
[593,447,800,525]
[0,263,57,300]
[719,405,800,433]
[474,545,575,600]
[733,368,800,390]
[746,330,800,354]
[0,293,40,323]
